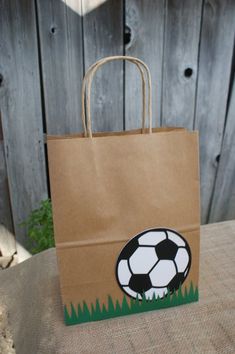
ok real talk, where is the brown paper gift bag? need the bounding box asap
[47,56,200,326]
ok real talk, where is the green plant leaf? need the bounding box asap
[20,199,55,254]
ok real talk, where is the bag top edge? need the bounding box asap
[46,127,197,141]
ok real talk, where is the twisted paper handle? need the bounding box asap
[81,56,152,138]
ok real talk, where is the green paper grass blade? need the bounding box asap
[64,284,199,325]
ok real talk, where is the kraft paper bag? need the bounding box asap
[47,56,200,326]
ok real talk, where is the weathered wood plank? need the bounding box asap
[194,0,235,224]
[0,0,48,246]
[36,0,84,134]
[162,0,203,129]
[82,0,124,132]
[208,72,235,222]
[125,0,165,129]
[0,144,13,232]
[0,116,14,233]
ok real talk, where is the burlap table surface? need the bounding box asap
[0,221,234,354]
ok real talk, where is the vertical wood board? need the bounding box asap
[0,116,14,233]
[194,0,235,223]
[0,0,48,246]
[208,71,235,222]
[82,0,124,132]
[125,0,165,129]
[36,0,84,134]
[162,0,203,129]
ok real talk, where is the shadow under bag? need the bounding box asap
[47,56,200,325]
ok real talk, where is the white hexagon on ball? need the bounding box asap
[150,260,176,287]
[117,260,132,285]
[129,247,158,274]
[175,248,189,272]
[167,231,185,246]
[138,231,167,246]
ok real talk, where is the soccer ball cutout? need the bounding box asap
[116,228,191,300]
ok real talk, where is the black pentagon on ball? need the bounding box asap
[167,273,185,293]
[129,274,152,294]
[155,239,178,260]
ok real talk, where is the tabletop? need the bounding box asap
[0,221,235,354]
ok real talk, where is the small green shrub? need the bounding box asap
[21,199,54,254]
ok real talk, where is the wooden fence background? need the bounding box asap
[0,0,235,248]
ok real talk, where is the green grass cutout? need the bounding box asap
[64,282,198,326]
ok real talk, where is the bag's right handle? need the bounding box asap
[81,56,152,138]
